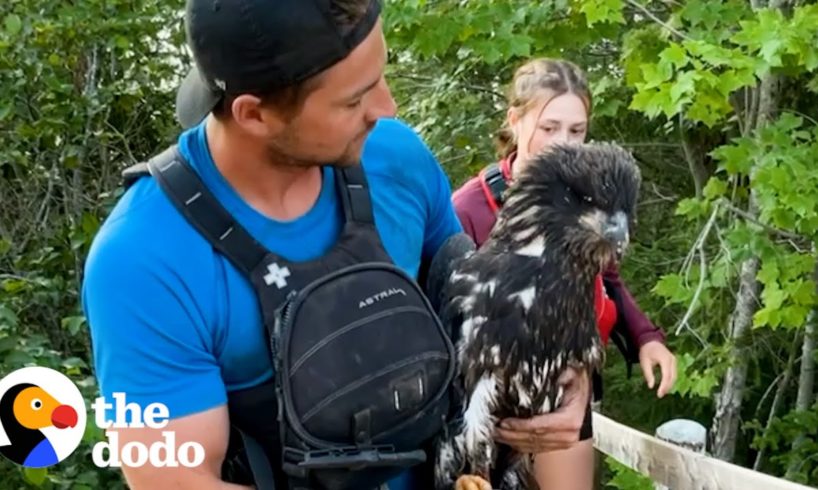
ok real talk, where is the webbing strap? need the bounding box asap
[336,165,374,225]
[239,429,277,490]
[146,146,268,277]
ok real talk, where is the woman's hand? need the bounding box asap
[494,367,589,453]
[639,341,677,398]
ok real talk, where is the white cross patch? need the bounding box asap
[263,262,290,289]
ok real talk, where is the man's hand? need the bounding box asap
[639,341,677,398]
[493,367,590,454]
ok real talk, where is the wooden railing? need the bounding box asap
[592,413,817,490]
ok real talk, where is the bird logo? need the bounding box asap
[0,367,87,468]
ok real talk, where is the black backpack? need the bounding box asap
[123,146,461,490]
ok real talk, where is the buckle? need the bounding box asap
[482,164,507,205]
[282,445,425,471]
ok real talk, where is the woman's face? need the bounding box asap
[509,92,589,176]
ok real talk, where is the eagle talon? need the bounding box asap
[455,474,492,490]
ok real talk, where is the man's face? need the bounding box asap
[263,19,397,167]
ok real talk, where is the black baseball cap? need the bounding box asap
[175,0,382,129]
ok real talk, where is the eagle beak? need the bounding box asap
[602,211,629,258]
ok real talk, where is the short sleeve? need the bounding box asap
[420,150,463,259]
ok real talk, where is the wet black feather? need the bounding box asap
[434,142,642,489]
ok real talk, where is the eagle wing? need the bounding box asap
[434,249,545,489]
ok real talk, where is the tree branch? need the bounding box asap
[718,198,804,241]
[624,0,694,42]
[675,202,719,346]
[390,72,506,100]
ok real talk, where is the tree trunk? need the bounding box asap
[710,30,780,460]
[711,251,760,461]
[753,333,799,471]
[795,312,816,411]
[784,310,816,479]
[679,117,708,199]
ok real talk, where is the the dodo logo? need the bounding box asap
[0,367,86,468]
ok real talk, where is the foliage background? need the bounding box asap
[1,0,817,488]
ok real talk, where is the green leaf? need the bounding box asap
[652,273,690,304]
[640,62,674,90]
[0,101,12,121]
[675,197,708,219]
[0,304,18,327]
[790,280,816,305]
[23,467,47,486]
[703,177,728,200]
[660,43,689,69]
[579,0,625,26]
[757,261,780,285]
[4,14,22,37]
[781,305,810,327]
[61,316,85,337]
[763,285,786,310]
[671,353,719,398]
[5,350,35,367]
[712,139,755,175]
[0,336,16,354]
[606,456,655,489]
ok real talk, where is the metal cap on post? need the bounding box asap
[653,419,708,490]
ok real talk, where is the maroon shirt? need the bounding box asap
[451,169,665,348]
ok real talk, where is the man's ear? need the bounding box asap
[231,94,286,138]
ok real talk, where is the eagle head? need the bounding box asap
[494,142,641,274]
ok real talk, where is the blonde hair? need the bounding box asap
[496,58,593,158]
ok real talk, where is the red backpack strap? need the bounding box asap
[479,163,508,214]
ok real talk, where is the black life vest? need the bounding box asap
[122,146,458,490]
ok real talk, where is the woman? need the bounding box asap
[452,58,677,489]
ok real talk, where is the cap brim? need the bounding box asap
[176,66,222,130]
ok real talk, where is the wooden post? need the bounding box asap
[653,419,708,490]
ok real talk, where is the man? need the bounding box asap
[82,0,592,489]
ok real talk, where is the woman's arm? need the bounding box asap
[603,265,676,397]
[602,265,665,347]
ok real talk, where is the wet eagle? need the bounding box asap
[434,142,642,490]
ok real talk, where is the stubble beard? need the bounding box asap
[265,129,367,169]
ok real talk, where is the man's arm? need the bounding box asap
[112,406,252,490]
[83,221,237,488]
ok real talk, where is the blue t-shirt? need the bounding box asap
[82,117,462,489]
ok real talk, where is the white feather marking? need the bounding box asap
[460,296,475,314]
[509,205,539,226]
[509,286,536,310]
[461,315,487,341]
[555,385,565,407]
[451,271,478,283]
[479,279,497,296]
[463,376,498,455]
[512,373,532,408]
[513,226,537,243]
[490,345,501,365]
[438,442,456,476]
[514,235,545,256]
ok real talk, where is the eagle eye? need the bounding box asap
[31,398,43,410]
